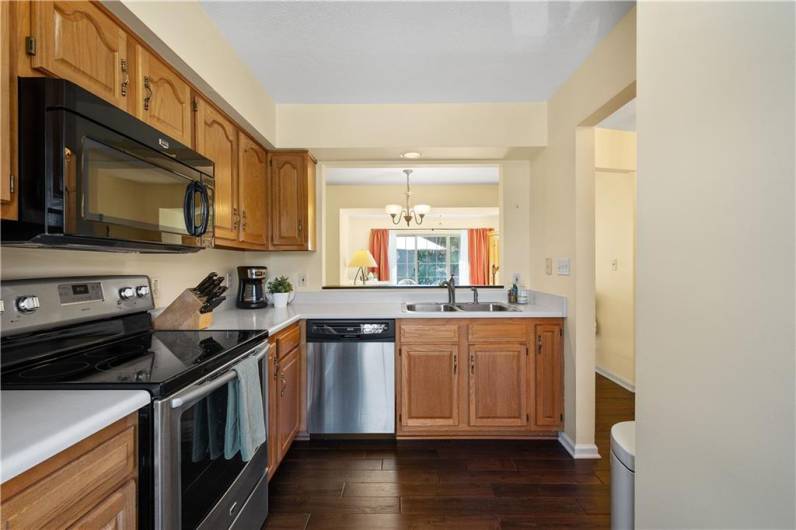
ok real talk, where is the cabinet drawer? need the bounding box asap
[400,321,459,343]
[1,426,136,529]
[468,321,528,343]
[276,324,301,358]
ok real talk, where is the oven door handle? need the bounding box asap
[196,182,210,236]
[169,342,270,409]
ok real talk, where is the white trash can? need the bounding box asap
[610,421,635,530]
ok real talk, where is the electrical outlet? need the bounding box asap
[512,273,521,285]
[610,258,618,272]
[545,258,553,275]
[151,278,160,305]
[225,272,233,287]
[295,272,307,288]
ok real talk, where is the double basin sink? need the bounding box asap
[404,302,519,313]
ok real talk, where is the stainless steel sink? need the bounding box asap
[403,302,519,313]
[404,303,459,312]
[454,302,519,312]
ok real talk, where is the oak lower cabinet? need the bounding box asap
[135,47,192,146]
[268,150,316,251]
[0,413,138,529]
[469,343,528,428]
[267,323,302,480]
[397,318,563,438]
[400,344,461,428]
[30,1,130,111]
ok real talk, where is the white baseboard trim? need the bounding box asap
[558,432,601,459]
[595,365,635,393]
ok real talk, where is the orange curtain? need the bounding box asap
[468,228,492,285]
[369,229,390,281]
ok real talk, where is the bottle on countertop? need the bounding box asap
[517,285,529,305]
[508,281,519,304]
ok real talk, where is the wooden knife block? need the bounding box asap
[153,289,214,330]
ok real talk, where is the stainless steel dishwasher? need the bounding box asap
[306,319,395,434]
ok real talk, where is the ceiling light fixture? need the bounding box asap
[401,151,421,159]
[385,169,430,227]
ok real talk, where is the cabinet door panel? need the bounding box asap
[137,48,191,146]
[238,133,268,248]
[1,0,11,204]
[534,323,563,428]
[468,343,528,428]
[194,97,239,242]
[269,153,307,249]
[31,1,129,110]
[400,345,459,427]
[67,480,136,530]
[267,346,279,479]
[277,348,300,461]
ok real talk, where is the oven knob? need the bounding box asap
[136,286,150,298]
[119,287,135,300]
[16,295,40,313]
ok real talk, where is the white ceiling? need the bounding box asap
[201,1,635,104]
[326,166,500,185]
[598,98,636,131]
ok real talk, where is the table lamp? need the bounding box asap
[348,249,377,285]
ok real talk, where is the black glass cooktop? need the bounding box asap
[1,313,268,399]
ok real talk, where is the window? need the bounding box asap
[390,231,468,285]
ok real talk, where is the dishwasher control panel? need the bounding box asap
[306,319,395,342]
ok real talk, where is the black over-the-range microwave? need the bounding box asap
[2,77,215,253]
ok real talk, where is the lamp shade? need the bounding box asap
[348,249,377,268]
[414,204,431,216]
[384,204,403,216]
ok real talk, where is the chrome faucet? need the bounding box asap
[471,287,479,304]
[441,275,456,304]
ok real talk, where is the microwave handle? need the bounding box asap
[183,181,197,236]
[196,183,210,236]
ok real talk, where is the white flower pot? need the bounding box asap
[270,291,295,308]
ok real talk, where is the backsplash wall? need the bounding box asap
[0,247,244,309]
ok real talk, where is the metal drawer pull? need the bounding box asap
[170,343,269,408]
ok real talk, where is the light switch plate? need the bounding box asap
[296,272,307,288]
[556,257,571,276]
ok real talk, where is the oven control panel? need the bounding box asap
[1,276,154,337]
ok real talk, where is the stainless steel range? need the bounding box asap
[0,276,270,530]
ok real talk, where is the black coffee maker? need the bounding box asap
[236,266,268,309]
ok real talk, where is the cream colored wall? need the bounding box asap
[594,128,636,387]
[113,0,277,144]
[528,9,636,451]
[636,2,795,527]
[277,102,547,150]
[325,184,499,284]
[500,161,533,287]
[594,170,635,386]
[0,247,243,309]
[339,210,499,284]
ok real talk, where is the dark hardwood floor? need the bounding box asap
[264,374,634,530]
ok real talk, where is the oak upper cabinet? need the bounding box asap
[30,1,129,111]
[135,47,192,146]
[400,344,460,428]
[269,150,316,251]
[238,132,268,247]
[277,346,300,461]
[468,343,528,428]
[534,323,564,428]
[1,1,11,208]
[194,96,239,243]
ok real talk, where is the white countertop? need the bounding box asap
[209,296,566,334]
[1,390,150,483]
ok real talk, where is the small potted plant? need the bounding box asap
[268,276,295,308]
